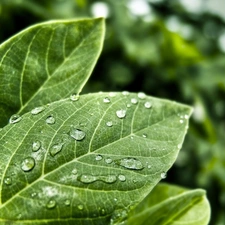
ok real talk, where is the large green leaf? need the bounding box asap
[127,183,210,225]
[0,18,105,127]
[0,92,192,224]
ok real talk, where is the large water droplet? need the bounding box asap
[116,157,144,170]
[70,127,86,141]
[46,115,55,125]
[4,177,12,185]
[106,121,113,127]
[50,142,64,157]
[161,172,167,179]
[9,114,21,124]
[100,175,117,184]
[31,106,45,115]
[46,200,56,209]
[118,174,126,182]
[70,93,79,101]
[137,92,146,99]
[21,157,35,172]
[144,102,152,109]
[103,97,111,103]
[116,110,126,119]
[131,98,138,104]
[95,154,103,161]
[32,141,41,152]
[79,175,97,184]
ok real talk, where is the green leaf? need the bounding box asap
[127,183,211,225]
[0,18,105,127]
[0,92,192,224]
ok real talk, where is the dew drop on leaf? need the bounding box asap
[118,174,126,182]
[105,158,113,164]
[142,134,147,138]
[70,93,79,101]
[116,157,144,170]
[116,109,126,119]
[106,121,113,127]
[46,200,56,209]
[31,106,45,115]
[21,157,35,172]
[122,91,129,96]
[4,177,12,185]
[32,140,41,152]
[184,114,189,119]
[137,92,146,99]
[177,143,182,149]
[126,103,131,108]
[64,199,71,206]
[95,154,103,161]
[144,102,152,109]
[46,115,56,125]
[79,174,97,184]
[9,114,22,124]
[161,172,167,179]
[100,175,117,184]
[103,97,111,103]
[109,92,117,97]
[50,142,64,157]
[131,98,138,104]
[31,192,37,198]
[78,204,84,210]
[70,127,86,141]
[72,168,78,175]
[180,119,184,124]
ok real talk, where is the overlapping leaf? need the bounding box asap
[0,18,105,127]
[0,92,192,224]
[127,183,210,225]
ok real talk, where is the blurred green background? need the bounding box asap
[0,0,224,224]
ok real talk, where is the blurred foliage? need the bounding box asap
[0,0,225,224]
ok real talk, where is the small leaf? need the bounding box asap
[126,183,211,225]
[0,92,192,224]
[0,18,105,127]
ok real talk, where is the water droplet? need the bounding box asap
[31,192,37,198]
[103,97,111,103]
[116,109,126,119]
[21,157,35,172]
[138,92,146,99]
[177,143,182,149]
[109,92,117,97]
[9,114,21,124]
[180,119,184,124]
[4,177,12,185]
[50,142,64,157]
[106,121,113,127]
[105,158,113,164]
[46,115,55,124]
[46,200,56,209]
[32,141,41,152]
[126,103,131,108]
[161,172,167,179]
[78,204,84,210]
[70,127,86,141]
[100,208,106,215]
[122,91,129,96]
[100,175,117,184]
[65,199,71,206]
[130,135,134,140]
[79,174,97,184]
[70,93,79,101]
[118,174,126,182]
[31,106,45,115]
[72,168,78,175]
[95,154,103,161]
[184,114,189,119]
[142,134,147,138]
[144,102,152,109]
[131,98,138,104]
[116,157,144,170]
[147,165,152,169]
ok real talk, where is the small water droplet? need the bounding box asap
[78,204,84,210]
[31,106,45,115]
[109,92,117,97]
[105,158,113,164]
[31,192,37,198]
[126,103,131,108]
[180,119,184,124]
[9,114,21,124]
[131,98,138,104]
[184,114,189,119]
[106,121,113,127]
[100,208,106,215]
[103,97,111,103]
[46,200,56,209]
[32,141,41,152]
[65,199,71,206]
[95,154,103,161]
[70,93,79,101]
[21,157,35,172]
[116,157,144,170]
[70,127,86,141]
[118,174,126,182]
[116,110,126,119]
[138,92,146,99]
[50,142,64,157]
[122,91,129,96]
[79,174,97,184]
[161,172,167,179]
[46,115,55,124]
[72,168,78,175]
[144,102,152,109]
[100,175,117,184]
[4,177,12,185]
[147,165,152,169]
[142,134,147,138]
[130,135,134,140]
[177,143,182,149]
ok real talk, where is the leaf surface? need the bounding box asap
[0,18,105,127]
[0,92,192,224]
[127,183,210,225]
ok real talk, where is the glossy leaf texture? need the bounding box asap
[0,92,192,225]
[0,18,105,127]
[126,183,210,225]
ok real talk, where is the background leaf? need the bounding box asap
[0,92,192,224]
[127,183,210,225]
[0,18,105,127]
